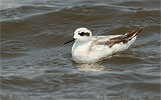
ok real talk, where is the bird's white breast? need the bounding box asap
[72,41,111,63]
[72,42,92,63]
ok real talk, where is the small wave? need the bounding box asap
[0,0,51,10]
[1,2,160,22]
[0,5,58,22]
[114,1,160,10]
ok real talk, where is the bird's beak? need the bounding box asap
[63,38,75,45]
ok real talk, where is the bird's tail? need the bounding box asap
[124,27,143,40]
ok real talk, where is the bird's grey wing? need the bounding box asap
[95,27,143,48]
[94,35,124,48]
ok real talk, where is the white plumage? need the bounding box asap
[64,27,143,63]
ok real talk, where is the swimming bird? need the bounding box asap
[64,27,143,63]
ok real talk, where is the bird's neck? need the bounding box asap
[75,40,91,46]
[75,38,92,45]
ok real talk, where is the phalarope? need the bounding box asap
[64,27,143,63]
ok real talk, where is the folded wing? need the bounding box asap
[96,27,143,48]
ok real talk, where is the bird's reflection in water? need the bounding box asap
[75,63,123,72]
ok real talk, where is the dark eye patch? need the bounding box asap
[78,32,90,36]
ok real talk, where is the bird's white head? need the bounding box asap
[73,27,92,43]
[63,27,92,45]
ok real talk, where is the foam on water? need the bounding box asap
[0,0,50,9]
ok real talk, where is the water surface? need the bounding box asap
[1,0,160,100]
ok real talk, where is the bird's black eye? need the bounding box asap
[79,32,85,36]
[79,32,90,36]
